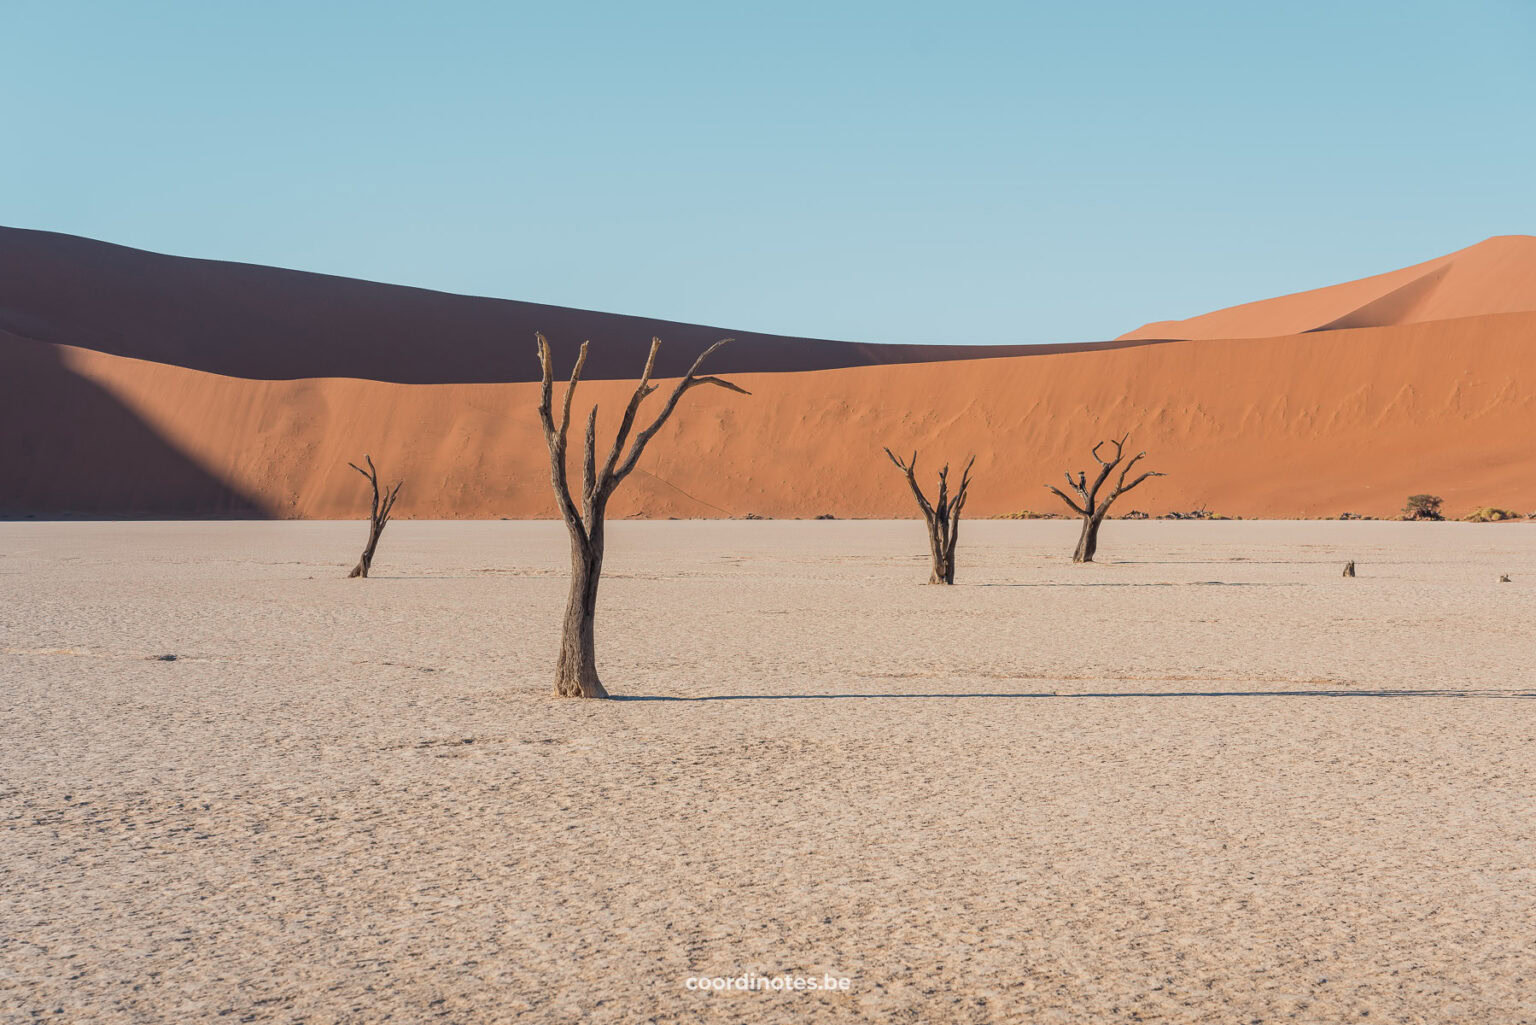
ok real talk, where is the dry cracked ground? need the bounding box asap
[2,519,1534,1023]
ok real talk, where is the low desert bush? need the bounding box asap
[1402,494,1444,520]
[1464,506,1520,523]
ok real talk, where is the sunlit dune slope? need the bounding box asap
[13,311,1533,520]
[1120,235,1536,340]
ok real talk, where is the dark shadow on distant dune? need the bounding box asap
[0,332,268,517]
[0,226,1172,383]
[618,689,1536,701]
[1306,263,1452,333]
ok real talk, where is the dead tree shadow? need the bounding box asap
[619,688,1536,702]
[975,581,1301,588]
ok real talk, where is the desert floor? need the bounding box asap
[2,519,1533,1024]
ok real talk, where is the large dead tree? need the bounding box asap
[537,333,748,698]
[1046,435,1162,563]
[884,449,975,584]
[348,455,403,578]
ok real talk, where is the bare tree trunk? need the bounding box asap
[349,521,382,578]
[554,533,608,699]
[537,334,747,698]
[926,520,950,583]
[927,549,952,584]
[930,530,959,583]
[1073,515,1100,563]
[941,511,961,585]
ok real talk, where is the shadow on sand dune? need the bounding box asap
[0,226,1168,383]
[0,333,268,517]
[619,688,1536,701]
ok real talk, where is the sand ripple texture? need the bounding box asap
[2,520,1534,1024]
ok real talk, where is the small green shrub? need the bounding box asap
[1402,494,1444,520]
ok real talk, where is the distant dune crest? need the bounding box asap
[1119,235,1536,341]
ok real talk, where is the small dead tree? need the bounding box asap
[1342,560,1356,577]
[537,333,748,698]
[1046,435,1163,563]
[884,449,975,584]
[348,455,403,578]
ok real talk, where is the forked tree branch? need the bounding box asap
[536,335,589,545]
[1047,434,1160,519]
[1109,450,1163,504]
[884,447,975,584]
[599,340,661,485]
[1047,483,1086,516]
[537,333,749,545]
[884,448,938,521]
[610,338,749,487]
[948,455,976,531]
[348,455,403,527]
[582,405,599,518]
[347,454,403,578]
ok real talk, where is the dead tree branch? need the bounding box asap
[1045,435,1162,563]
[885,447,975,584]
[347,455,403,578]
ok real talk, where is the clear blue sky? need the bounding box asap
[4,0,1533,344]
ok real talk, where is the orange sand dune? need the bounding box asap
[4,230,1534,520]
[1121,235,1536,340]
[11,311,1533,521]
